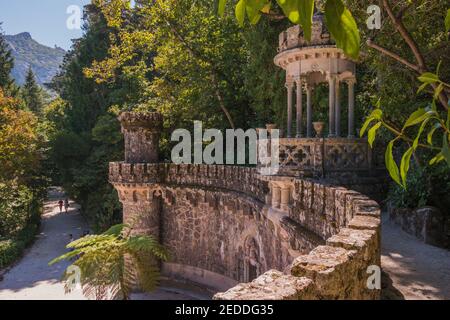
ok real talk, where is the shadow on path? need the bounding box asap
[382,213,450,300]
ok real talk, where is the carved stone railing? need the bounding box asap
[264,138,384,178]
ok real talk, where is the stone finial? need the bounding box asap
[118,112,163,164]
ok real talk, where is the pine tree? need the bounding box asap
[0,27,14,89]
[22,66,44,113]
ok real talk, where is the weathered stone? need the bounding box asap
[290,245,359,299]
[348,216,380,230]
[213,270,318,300]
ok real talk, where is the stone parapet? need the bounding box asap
[110,163,269,202]
[214,190,380,300]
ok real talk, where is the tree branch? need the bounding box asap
[366,39,421,73]
[381,0,426,72]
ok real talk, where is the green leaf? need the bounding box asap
[235,0,246,26]
[416,82,428,94]
[385,140,401,186]
[298,0,314,41]
[276,0,313,40]
[442,134,450,166]
[446,9,450,32]
[360,117,375,137]
[370,108,383,120]
[418,72,439,84]
[412,118,429,149]
[367,122,382,148]
[324,0,360,60]
[403,108,430,129]
[429,152,444,165]
[400,147,414,188]
[427,123,441,145]
[360,109,382,137]
[218,0,227,17]
[246,5,262,24]
[434,83,444,100]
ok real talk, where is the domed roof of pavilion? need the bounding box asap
[278,14,335,53]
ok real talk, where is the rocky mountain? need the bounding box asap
[4,32,66,86]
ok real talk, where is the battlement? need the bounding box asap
[109,162,269,202]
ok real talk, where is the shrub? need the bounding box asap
[0,183,42,269]
[388,164,450,214]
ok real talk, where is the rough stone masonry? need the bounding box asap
[109,112,381,299]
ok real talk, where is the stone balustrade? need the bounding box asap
[261,137,384,178]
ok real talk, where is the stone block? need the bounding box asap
[348,216,380,230]
[213,270,318,300]
[290,245,358,299]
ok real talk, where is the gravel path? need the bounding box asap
[0,188,205,300]
[381,213,450,300]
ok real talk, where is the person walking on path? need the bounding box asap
[58,200,64,213]
[64,198,70,213]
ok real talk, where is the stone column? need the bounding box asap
[286,82,294,138]
[347,79,356,138]
[306,83,313,138]
[280,186,291,211]
[328,74,336,137]
[295,78,303,138]
[335,79,341,137]
[272,185,281,209]
[111,112,163,290]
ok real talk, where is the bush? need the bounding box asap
[0,182,42,269]
[388,164,450,213]
[0,217,40,269]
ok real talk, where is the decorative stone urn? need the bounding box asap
[313,122,325,138]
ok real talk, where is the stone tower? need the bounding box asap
[110,112,164,286]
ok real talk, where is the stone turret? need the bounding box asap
[118,112,163,164]
[111,112,164,289]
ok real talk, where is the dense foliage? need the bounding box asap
[0,29,47,269]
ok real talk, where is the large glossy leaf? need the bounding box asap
[235,0,246,26]
[385,140,401,186]
[324,0,360,60]
[367,122,381,148]
[400,147,414,188]
[276,0,314,40]
[218,0,227,17]
[246,5,262,24]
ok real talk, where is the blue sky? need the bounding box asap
[0,0,91,50]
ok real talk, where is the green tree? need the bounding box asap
[49,224,169,300]
[21,66,44,114]
[48,4,126,231]
[0,25,14,91]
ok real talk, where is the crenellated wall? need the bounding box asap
[109,112,381,299]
